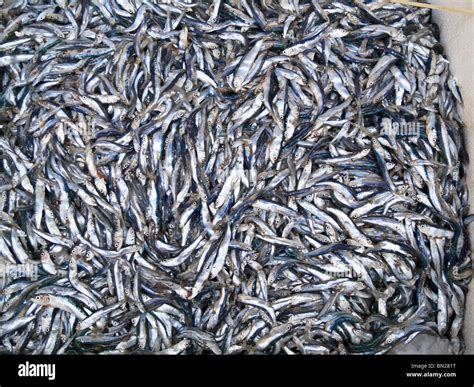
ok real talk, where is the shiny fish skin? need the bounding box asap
[0,0,471,355]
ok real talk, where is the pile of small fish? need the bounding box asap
[0,0,471,355]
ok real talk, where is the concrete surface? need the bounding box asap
[432,9,474,354]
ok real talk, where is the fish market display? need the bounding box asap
[0,0,471,355]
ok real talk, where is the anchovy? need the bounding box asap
[0,0,470,356]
